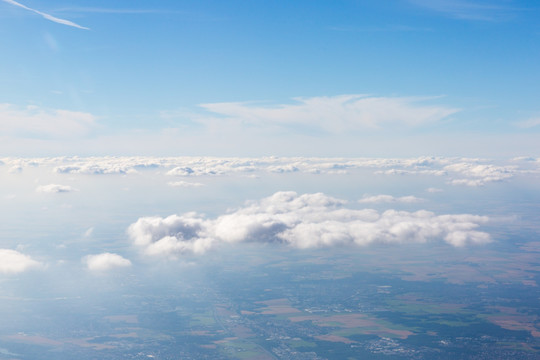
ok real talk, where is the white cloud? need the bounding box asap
[1,0,89,29]
[8,165,22,174]
[0,104,96,138]
[515,117,540,129]
[36,184,77,193]
[1,156,527,188]
[376,157,518,186]
[426,187,443,193]
[0,249,41,274]
[358,195,423,204]
[167,181,205,188]
[83,227,94,237]
[127,213,214,256]
[84,253,132,271]
[199,95,459,132]
[128,191,491,257]
[443,162,515,186]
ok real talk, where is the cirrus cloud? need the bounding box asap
[199,95,460,132]
[1,0,89,30]
[0,104,96,139]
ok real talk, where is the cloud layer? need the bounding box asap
[128,191,491,257]
[2,156,531,187]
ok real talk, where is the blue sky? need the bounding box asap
[1,0,539,156]
[3,3,540,354]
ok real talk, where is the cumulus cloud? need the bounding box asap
[128,191,491,257]
[0,249,41,274]
[199,95,459,132]
[443,162,515,186]
[375,157,518,186]
[84,253,132,271]
[1,0,89,29]
[358,194,423,204]
[1,156,526,187]
[36,184,77,193]
[0,104,95,138]
[376,169,447,176]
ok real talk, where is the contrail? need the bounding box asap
[2,0,89,30]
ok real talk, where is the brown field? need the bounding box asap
[5,334,62,346]
[5,334,116,350]
[487,307,540,337]
[289,313,413,339]
[315,334,357,344]
[256,298,302,315]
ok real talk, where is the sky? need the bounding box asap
[2,2,540,356]
[1,0,539,157]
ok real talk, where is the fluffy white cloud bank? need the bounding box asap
[2,156,530,187]
[0,104,96,138]
[358,195,423,204]
[84,253,132,271]
[0,249,41,274]
[375,158,519,187]
[36,184,77,193]
[443,162,516,186]
[128,191,491,257]
[199,95,460,132]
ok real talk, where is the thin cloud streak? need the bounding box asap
[2,0,89,30]
[199,95,460,133]
[54,7,182,15]
[408,0,518,21]
[515,117,540,129]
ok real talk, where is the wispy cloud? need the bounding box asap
[0,104,96,139]
[2,0,89,30]
[199,95,459,133]
[54,7,176,15]
[515,117,540,129]
[358,194,424,204]
[168,181,205,188]
[328,24,432,33]
[36,184,77,194]
[408,0,518,21]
